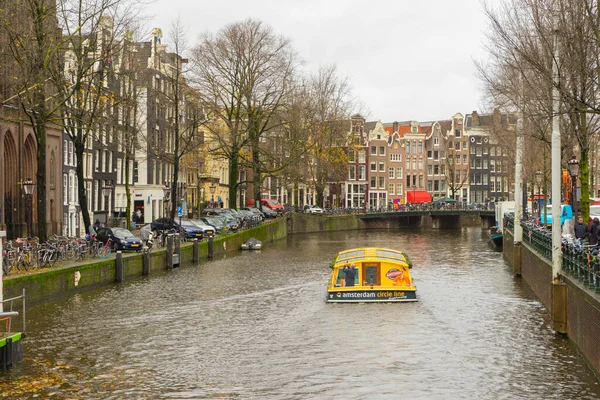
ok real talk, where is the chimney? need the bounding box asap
[472,111,479,127]
[393,121,399,133]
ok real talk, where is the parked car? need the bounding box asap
[95,227,143,251]
[151,218,204,239]
[306,206,323,215]
[177,220,206,239]
[221,208,245,226]
[241,207,265,221]
[200,208,222,217]
[202,213,239,232]
[189,219,216,237]
[200,216,227,234]
[237,209,260,226]
[220,215,240,232]
[248,198,285,214]
[260,205,278,218]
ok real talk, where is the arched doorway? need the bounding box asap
[3,130,18,238]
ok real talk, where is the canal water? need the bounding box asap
[2,228,600,399]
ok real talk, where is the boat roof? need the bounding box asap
[334,247,410,266]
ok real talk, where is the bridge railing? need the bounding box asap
[506,214,600,293]
[320,202,495,215]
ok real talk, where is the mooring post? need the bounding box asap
[5,337,12,368]
[174,235,181,267]
[115,251,123,283]
[167,234,173,269]
[193,238,199,262]
[142,247,150,275]
[208,235,214,258]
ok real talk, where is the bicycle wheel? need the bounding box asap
[98,246,111,258]
[16,255,28,272]
[65,247,76,260]
[2,256,11,275]
[25,252,37,270]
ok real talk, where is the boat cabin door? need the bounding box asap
[363,263,380,286]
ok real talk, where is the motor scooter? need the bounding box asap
[145,230,154,250]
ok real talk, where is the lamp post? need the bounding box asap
[535,170,543,219]
[102,180,113,227]
[209,183,216,208]
[568,155,580,219]
[412,185,417,205]
[23,178,35,237]
[163,183,171,218]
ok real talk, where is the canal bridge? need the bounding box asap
[355,208,495,229]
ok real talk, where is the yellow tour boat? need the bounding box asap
[326,247,417,303]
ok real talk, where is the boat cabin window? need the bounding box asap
[336,267,359,287]
[364,264,380,286]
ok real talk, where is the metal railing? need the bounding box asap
[1,288,26,334]
[506,214,600,294]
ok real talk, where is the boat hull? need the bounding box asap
[487,230,503,248]
[326,288,417,303]
[241,244,262,250]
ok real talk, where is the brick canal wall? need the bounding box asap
[504,230,600,376]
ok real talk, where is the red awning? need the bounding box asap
[406,190,432,203]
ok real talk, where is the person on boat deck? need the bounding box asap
[342,264,357,287]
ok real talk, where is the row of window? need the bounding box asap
[426,180,447,192]
[63,175,115,213]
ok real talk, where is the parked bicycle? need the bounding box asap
[98,237,113,258]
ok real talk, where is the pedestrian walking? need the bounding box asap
[574,217,589,245]
[590,217,600,246]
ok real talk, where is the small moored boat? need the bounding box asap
[241,238,262,250]
[487,226,503,248]
[326,247,417,303]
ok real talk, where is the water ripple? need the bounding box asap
[1,228,599,399]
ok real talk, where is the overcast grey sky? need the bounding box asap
[142,0,489,123]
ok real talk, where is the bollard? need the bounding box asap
[174,235,181,267]
[142,247,150,275]
[193,238,199,262]
[115,251,123,283]
[208,235,214,258]
[5,337,12,368]
[167,234,173,269]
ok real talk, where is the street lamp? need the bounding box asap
[163,183,171,218]
[209,183,216,208]
[568,155,580,219]
[535,170,543,219]
[102,180,113,227]
[23,178,35,237]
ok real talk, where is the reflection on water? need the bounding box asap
[1,228,600,399]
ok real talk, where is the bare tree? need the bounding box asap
[191,19,298,207]
[480,0,600,221]
[302,65,356,207]
[161,20,202,223]
[58,2,140,234]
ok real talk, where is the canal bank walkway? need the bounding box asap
[2,215,292,305]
